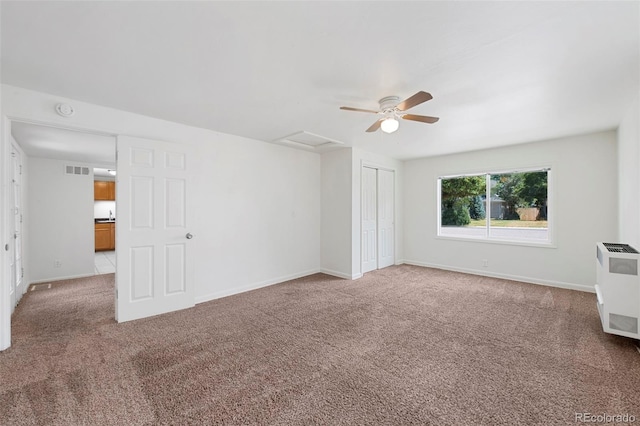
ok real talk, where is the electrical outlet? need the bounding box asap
[54,260,62,268]
[482,259,488,268]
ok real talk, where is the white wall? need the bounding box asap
[320,147,404,279]
[0,48,9,350]
[618,95,640,248]
[27,157,95,282]
[193,135,321,301]
[2,84,321,304]
[403,130,618,291]
[320,148,353,278]
[351,147,403,277]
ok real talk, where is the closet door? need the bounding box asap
[377,169,394,269]
[361,167,377,273]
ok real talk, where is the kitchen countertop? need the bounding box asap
[95,218,116,223]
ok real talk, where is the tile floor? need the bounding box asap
[94,250,116,275]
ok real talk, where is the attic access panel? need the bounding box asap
[272,131,344,152]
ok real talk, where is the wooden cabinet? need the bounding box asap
[94,181,115,201]
[95,223,115,251]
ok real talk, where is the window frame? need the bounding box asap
[436,166,554,247]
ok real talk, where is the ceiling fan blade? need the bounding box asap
[402,114,440,124]
[366,119,383,132]
[396,91,433,111]
[340,106,380,114]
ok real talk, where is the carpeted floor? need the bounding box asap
[1,265,639,425]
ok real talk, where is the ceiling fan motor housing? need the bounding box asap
[379,96,400,113]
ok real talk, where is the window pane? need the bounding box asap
[439,175,487,239]
[489,171,548,241]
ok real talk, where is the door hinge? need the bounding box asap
[21,268,24,278]
[20,214,23,224]
[19,165,23,175]
[115,288,118,299]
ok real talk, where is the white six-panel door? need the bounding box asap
[116,136,195,322]
[361,166,394,274]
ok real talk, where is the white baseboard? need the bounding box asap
[401,259,595,293]
[195,268,321,305]
[320,268,362,280]
[30,273,98,285]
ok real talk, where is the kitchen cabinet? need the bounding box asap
[95,222,115,251]
[94,181,115,201]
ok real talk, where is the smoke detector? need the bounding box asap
[55,103,75,117]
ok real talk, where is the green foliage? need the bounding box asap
[441,171,547,225]
[441,198,471,226]
[441,176,483,225]
[494,173,524,220]
[520,172,548,219]
[491,171,548,220]
[441,176,485,200]
[468,195,486,220]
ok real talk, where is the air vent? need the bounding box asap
[65,165,90,176]
[603,243,638,254]
[609,313,638,334]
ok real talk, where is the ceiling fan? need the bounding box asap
[340,91,439,134]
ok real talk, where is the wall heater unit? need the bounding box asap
[595,242,639,339]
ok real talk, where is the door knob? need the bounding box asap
[186,233,194,239]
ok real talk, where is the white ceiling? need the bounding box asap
[2,1,638,160]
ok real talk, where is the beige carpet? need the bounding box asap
[1,266,639,425]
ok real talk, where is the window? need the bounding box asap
[438,168,550,244]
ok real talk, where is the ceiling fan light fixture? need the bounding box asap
[381,117,399,134]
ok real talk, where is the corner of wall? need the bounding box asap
[0,75,11,351]
[618,94,640,248]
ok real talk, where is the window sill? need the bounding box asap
[435,234,556,249]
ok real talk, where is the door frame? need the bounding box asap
[360,161,396,275]
[9,140,26,313]
[0,115,118,351]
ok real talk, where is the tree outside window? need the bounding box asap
[439,169,549,243]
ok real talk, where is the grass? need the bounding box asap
[468,219,548,228]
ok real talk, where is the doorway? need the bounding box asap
[93,168,117,275]
[362,166,395,274]
[9,143,25,313]
[8,120,117,300]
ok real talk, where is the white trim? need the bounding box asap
[437,166,553,246]
[360,159,395,173]
[28,273,99,285]
[194,268,321,305]
[1,114,120,351]
[401,259,595,293]
[7,116,118,139]
[321,268,362,280]
[438,166,552,180]
[1,115,10,351]
[359,161,397,274]
[434,234,556,249]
